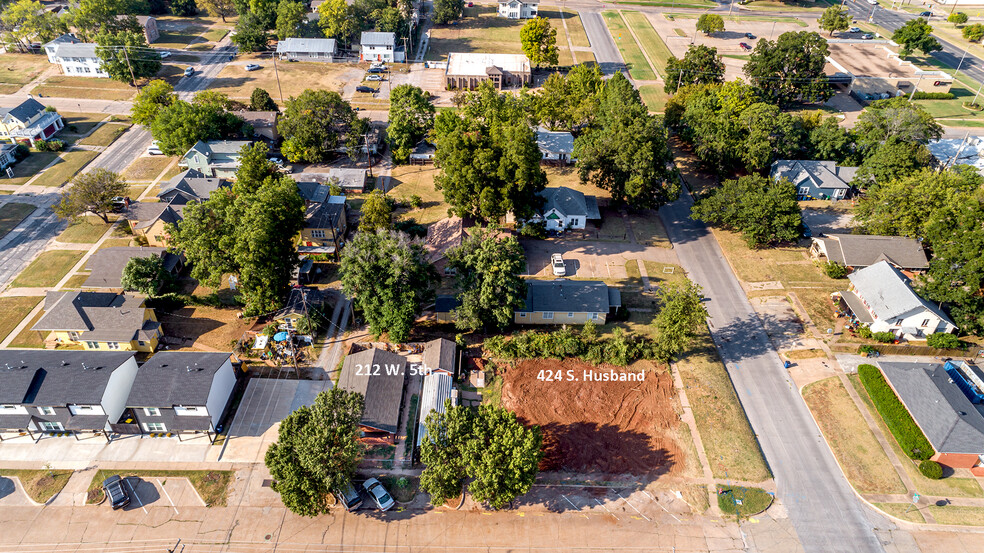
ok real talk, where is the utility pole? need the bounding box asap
[122,47,138,88]
[973,79,984,105]
[676,70,685,93]
[909,74,924,100]
[955,47,969,78]
[364,132,375,178]
[272,53,285,105]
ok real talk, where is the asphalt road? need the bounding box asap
[579,11,627,75]
[659,195,886,553]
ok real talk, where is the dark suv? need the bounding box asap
[102,475,130,510]
[336,480,363,511]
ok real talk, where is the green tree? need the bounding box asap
[197,0,236,22]
[434,82,547,221]
[852,96,942,151]
[54,169,129,223]
[167,192,238,289]
[120,255,171,296]
[854,136,933,187]
[651,280,708,360]
[446,227,527,331]
[574,71,677,207]
[808,116,855,163]
[71,0,145,41]
[233,142,280,194]
[691,174,802,247]
[150,100,217,155]
[696,13,724,35]
[371,6,409,36]
[250,87,279,111]
[664,44,725,94]
[419,399,473,506]
[339,229,438,342]
[249,0,279,28]
[743,31,832,107]
[736,102,806,171]
[264,389,365,517]
[963,23,984,42]
[818,5,852,36]
[359,189,393,232]
[520,16,558,67]
[278,89,367,163]
[388,84,435,164]
[948,12,969,25]
[131,79,175,126]
[232,12,270,52]
[276,0,307,39]
[892,17,942,57]
[170,0,198,16]
[432,0,464,25]
[1,0,67,50]
[95,30,161,85]
[318,0,359,46]
[534,63,602,130]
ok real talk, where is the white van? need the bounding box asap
[147,141,163,155]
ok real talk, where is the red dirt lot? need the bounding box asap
[501,359,684,476]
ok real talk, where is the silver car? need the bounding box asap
[362,478,395,511]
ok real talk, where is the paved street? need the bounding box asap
[659,195,889,553]
[579,11,626,75]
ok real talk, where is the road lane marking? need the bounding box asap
[614,490,650,522]
[593,498,619,520]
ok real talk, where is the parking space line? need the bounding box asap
[156,478,178,515]
[641,490,680,522]
[613,490,650,522]
[124,478,147,513]
[593,498,619,520]
[560,494,588,518]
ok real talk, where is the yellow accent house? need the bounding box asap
[31,291,162,352]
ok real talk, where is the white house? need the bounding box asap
[835,260,957,341]
[275,37,337,62]
[0,97,65,146]
[43,35,109,78]
[533,186,600,231]
[536,129,576,164]
[360,32,404,63]
[497,0,538,19]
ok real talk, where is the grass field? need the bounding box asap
[717,485,773,518]
[873,502,926,523]
[616,0,714,6]
[0,297,41,343]
[87,469,233,507]
[628,212,671,247]
[0,469,73,504]
[665,13,809,27]
[31,151,99,188]
[208,61,351,100]
[802,377,906,494]
[849,374,984,499]
[389,166,448,225]
[639,84,670,111]
[33,76,137,101]
[621,11,673,77]
[8,308,46,348]
[557,8,591,48]
[6,152,59,185]
[0,53,48,94]
[57,215,113,244]
[0,202,36,239]
[79,123,130,147]
[11,250,84,288]
[59,112,107,139]
[61,273,90,289]
[676,334,772,482]
[602,11,657,81]
[740,0,833,11]
[425,6,525,61]
[927,505,984,526]
[123,156,177,182]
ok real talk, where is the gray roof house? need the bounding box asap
[0,97,65,145]
[425,217,465,274]
[31,291,162,351]
[878,362,984,473]
[82,247,184,290]
[0,350,139,439]
[770,159,859,200]
[119,352,237,439]
[338,348,409,436]
[157,169,229,204]
[181,140,252,179]
[516,279,621,325]
[837,261,956,340]
[361,31,403,62]
[810,234,929,272]
[300,196,347,255]
[421,338,457,375]
[295,168,368,192]
[234,110,279,141]
[124,201,185,247]
[276,37,338,62]
[536,129,576,164]
[534,186,601,232]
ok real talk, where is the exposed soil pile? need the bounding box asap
[501,359,683,475]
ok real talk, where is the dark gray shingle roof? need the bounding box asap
[272,287,324,320]
[539,187,600,220]
[770,160,858,190]
[0,98,46,124]
[422,338,456,374]
[126,352,233,407]
[158,169,228,204]
[815,234,928,270]
[0,350,135,405]
[83,247,181,289]
[518,280,615,313]
[32,291,159,342]
[338,348,408,433]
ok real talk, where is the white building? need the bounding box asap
[497,0,538,19]
[43,34,109,78]
[536,129,576,164]
[275,37,337,62]
[533,186,600,231]
[360,32,404,63]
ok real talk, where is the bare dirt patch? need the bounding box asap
[501,359,683,475]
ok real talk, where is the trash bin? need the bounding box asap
[783,360,791,369]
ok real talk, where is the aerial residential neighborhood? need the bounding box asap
[1,0,984,552]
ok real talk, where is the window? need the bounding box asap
[542,312,553,320]
[144,408,160,417]
[40,421,63,432]
[106,342,120,350]
[138,341,145,346]
[144,422,166,432]
[0,405,18,411]
[69,331,79,340]
[75,406,93,412]
[38,406,55,416]
[568,313,574,318]
[84,341,98,349]
[921,319,930,327]
[311,230,325,239]
[519,313,527,317]
[799,187,809,195]
[591,313,599,320]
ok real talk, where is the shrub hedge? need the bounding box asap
[872,331,896,343]
[911,92,956,100]
[484,325,666,366]
[927,332,963,349]
[919,459,943,480]
[857,364,935,460]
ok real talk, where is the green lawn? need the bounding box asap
[665,13,809,27]
[0,469,73,504]
[11,250,84,288]
[639,84,670,112]
[5,152,60,185]
[61,273,90,290]
[558,8,591,48]
[59,112,107,140]
[425,6,525,61]
[621,11,673,77]
[616,0,715,6]
[389,166,449,225]
[123,156,177,182]
[717,485,773,518]
[79,123,130,147]
[873,502,926,524]
[740,0,833,11]
[0,54,49,94]
[0,297,41,343]
[31,151,99,188]
[57,215,113,244]
[602,11,657,81]
[0,202,36,239]
[32,76,137,101]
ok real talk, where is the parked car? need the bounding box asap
[183,67,194,77]
[367,66,385,73]
[366,74,383,81]
[370,61,386,69]
[551,253,566,276]
[467,1,473,5]
[147,141,163,155]
[861,33,874,40]
[919,11,932,17]
[849,27,861,33]
[362,478,395,511]
[356,85,377,93]
[336,480,363,511]
[739,42,751,51]
[866,0,877,4]
[744,32,755,39]
[159,51,171,59]
[245,63,260,71]
[801,219,812,239]
[269,157,285,167]
[102,475,130,510]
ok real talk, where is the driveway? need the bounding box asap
[226,378,333,438]
[520,238,680,279]
[802,207,854,235]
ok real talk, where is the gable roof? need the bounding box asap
[0,98,47,124]
[126,352,232,407]
[276,37,337,54]
[126,201,184,230]
[847,261,953,324]
[814,234,928,270]
[518,279,619,313]
[184,140,251,159]
[536,129,575,155]
[158,169,228,204]
[82,247,181,289]
[32,291,160,342]
[296,169,368,191]
[361,32,395,46]
[49,42,98,58]
[43,33,81,48]
[421,338,456,374]
[272,287,324,321]
[304,197,346,232]
[425,217,464,263]
[539,187,601,220]
[770,160,858,190]
[0,350,135,405]
[338,348,408,433]
[879,362,984,455]
[233,110,278,129]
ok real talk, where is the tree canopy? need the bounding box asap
[231,12,270,52]
[664,44,725,94]
[743,31,832,107]
[651,280,708,360]
[250,87,278,111]
[892,18,941,57]
[432,0,464,24]
[853,136,933,187]
[388,84,435,164]
[852,96,943,151]
[95,30,161,85]
[1,0,67,50]
[691,174,802,247]
[265,389,365,517]
[446,227,527,331]
[121,255,171,296]
[275,0,308,40]
[197,0,235,21]
[359,189,393,232]
[54,169,129,223]
[149,92,245,155]
[520,16,559,67]
[532,63,603,131]
[818,5,852,36]
[277,89,368,163]
[71,0,145,41]
[318,0,359,45]
[696,13,724,35]
[339,229,437,343]
[131,79,175,126]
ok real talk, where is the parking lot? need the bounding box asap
[801,207,854,235]
[521,238,679,279]
[118,476,205,512]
